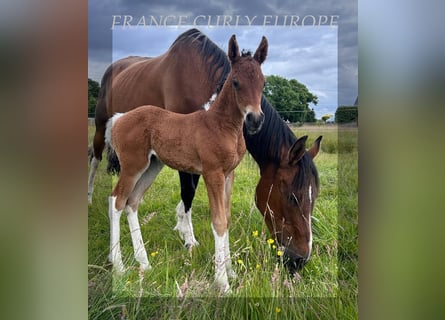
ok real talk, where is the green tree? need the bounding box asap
[335,106,358,124]
[263,75,318,123]
[88,78,100,116]
[321,114,331,123]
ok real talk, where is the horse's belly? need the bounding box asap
[151,141,202,175]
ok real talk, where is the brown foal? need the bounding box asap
[106,34,268,293]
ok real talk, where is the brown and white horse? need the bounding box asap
[105,35,267,293]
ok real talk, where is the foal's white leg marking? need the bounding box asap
[212,224,230,293]
[88,157,100,204]
[224,229,236,279]
[174,201,199,248]
[126,206,151,271]
[109,196,125,273]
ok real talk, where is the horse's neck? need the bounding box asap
[244,98,297,172]
[208,82,244,129]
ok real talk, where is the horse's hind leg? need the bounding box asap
[125,156,164,271]
[109,195,125,273]
[88,122,107,204]
[88,156,100,204]
[175,172,200,249]
[109,160,148,273]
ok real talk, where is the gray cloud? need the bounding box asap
[89,0,357,115]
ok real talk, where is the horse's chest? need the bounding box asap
[224,133,246,170]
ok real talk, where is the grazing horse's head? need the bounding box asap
[256,135,322,274]
[227,35,267,135]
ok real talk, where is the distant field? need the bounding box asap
[88,124,358,319]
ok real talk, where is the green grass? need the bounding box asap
[88,124,358,319]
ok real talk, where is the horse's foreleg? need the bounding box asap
[175,172,200,249]
[204,171,231,293]
[223,171,236,279]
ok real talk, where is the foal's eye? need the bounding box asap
[232,79,240,89]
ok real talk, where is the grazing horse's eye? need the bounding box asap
[290,193,300,207]
[232,79,240,89]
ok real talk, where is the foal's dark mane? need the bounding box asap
[170,28,230,90]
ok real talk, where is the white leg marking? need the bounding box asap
[88,157,100,204]
[224,229,236,279]
[109,196,125,273]
[174,201,199,248]
[212,224,230,293]
[126,206,151,271]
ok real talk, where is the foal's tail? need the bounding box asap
[106,145,121,174]
[105,113,124,175]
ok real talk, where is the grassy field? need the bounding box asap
[88,124,358,319]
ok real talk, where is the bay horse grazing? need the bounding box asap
[243,97,322,273]
[106,35,267,293]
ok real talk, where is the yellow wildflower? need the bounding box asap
[256,264,261,269]
[272,244,276,249]
[267,238,274,245]
[275,307,281,313]
[277,250,284,257]
[150,251,159,257]
[252,230,259,237]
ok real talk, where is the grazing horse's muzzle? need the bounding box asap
[282,248,310,275]
[244,111,264,135]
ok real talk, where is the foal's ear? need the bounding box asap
[288,135,308,166]
[254,36,268,64]
[308,136,322,159]
[228,34,240,64]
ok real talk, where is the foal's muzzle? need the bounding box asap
[245,111,264,135]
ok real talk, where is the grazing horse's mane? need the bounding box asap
[244,96,320,198]
[170,28,230,90]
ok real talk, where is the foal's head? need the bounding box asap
[227,35,267,134]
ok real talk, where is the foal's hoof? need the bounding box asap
[227,269,237,279]
[184,240,199,250]
[112,264,126,275]
[216,282,232,295]
[139,263,152,272]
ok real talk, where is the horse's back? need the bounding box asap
[106,55,167,115]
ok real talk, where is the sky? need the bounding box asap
[88,0,357,119]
